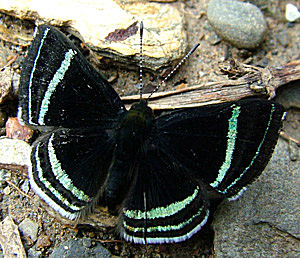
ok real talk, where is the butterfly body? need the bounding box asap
[18,25,285,244]
[104,100,154,212]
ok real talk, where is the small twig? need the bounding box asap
[0,34,31,47]
[0,54,19,71]
[121,59,300,110]
[280,132,300,147]
[6,180,32,199]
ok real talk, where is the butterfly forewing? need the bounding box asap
[18,25,124,128]
[155,99,284,198]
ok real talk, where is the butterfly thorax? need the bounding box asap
[116,100,154,154]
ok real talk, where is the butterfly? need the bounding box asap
[18,24,285,244]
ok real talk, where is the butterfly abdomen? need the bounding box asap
[103,100,154,211]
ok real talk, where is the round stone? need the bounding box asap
[207,0,268,49]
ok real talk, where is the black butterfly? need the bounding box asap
[18,24,285,244]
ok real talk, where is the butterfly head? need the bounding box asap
[127,99,154,124]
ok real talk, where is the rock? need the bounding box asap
[27,247,42,257]
[49,238,111,258]
[5,117,34,143]
[276,84,300,109]
[20,180,30,194]
[0,217,26,257]
[18,218,39,242]
[275,30,289,47]
[285,3,300,22]
[0,137,31,166]
[3,186,11,195]
[35,234,52,251]
[207,0,267,49]
[0,0,187,70]
[0,67,15,104]
[0,170,10,189]
[213,138,300,256]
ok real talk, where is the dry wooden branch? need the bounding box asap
[121,59,300,110]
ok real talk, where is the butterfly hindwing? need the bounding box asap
[154,98,285,199]
[121,145,210,244]
[18,25,124,128]
[29,126,114,219]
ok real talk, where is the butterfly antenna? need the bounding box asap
[147,43,200,100]
[139,21,144,101]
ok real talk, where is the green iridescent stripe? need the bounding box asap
[123,206,204,233]
[222,104,276,193]
[210,105,240,188]
[48,133,90,202]
[38,48,76,125]
[124,186,199,219]
[29,28,49,125]
[35,143,83,210]
[122,209,210,244]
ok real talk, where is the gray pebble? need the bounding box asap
[0,169,10,188]
[207,0,268,49]
[50,238,111,258]
[276,84,300,109]
[275,30,289,47]
[27,247,42,257]
[82,237,92,248]
[18,218,39,242]
[20,180,30,194]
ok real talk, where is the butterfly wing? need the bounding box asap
[153,98,285,199]
[29,126,114,219]
[18,25,125,128]
[120,144,210,244]
[18,25,124,218]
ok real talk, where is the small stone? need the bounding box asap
[0,67,14,104]
[3,186,11,195]
[82,237,92,248]
[18,218,39,242]
[285,3,300,22]
[27,247,42,257]
[207,0,267,49]
[35,234,52,250]
[5,117,34,143]
[20,180,30,194]
[49,238,110,258]
[0,138,31,166]
[276,84,300,109]
[0,169,10,188]
[276,31,289,47]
